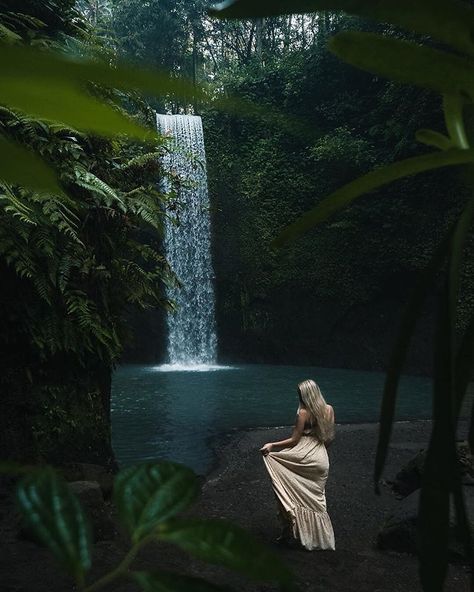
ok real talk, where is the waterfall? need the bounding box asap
[156,114,217,367]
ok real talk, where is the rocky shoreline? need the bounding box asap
[192,420,470,591]
[0,420,470,591]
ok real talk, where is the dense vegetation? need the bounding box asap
[3,2,474,591]
[0,0,173,464]
[107,3,472,371]
[3,0,473,467]
[204,23,470,370]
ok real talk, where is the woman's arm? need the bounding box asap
[260,409,308,456]
[325,405,335,448]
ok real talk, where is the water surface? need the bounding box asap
[111,364,432,474]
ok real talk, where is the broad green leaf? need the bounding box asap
[0,45,321,146]
[0,135,64,195]
[132,570,231,592]
[0,44,204,140]
[210,0,474,58]
[157,519,292,586]
[0,43,204,107]
[443,95,470,149]
[1,78,152,140]
[415,130,453,151]
[113,462,199,543]
[374,231,451,492]
[418,440,451,592]
[16,469,91,584]
[376,195,474,492]
[329,33,474,100]
[273,149,474,247]
[418,282,454,592]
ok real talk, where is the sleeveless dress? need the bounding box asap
[262,406,335,550]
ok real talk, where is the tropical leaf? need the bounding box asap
[443,95,470,150]
[415,129,453,151]
[1,77,152,140]
[157,519,293,587]
[0,135,64,195]
[328,33,474,100]
[209,0,474,58]
[273,149,474,247]
[0,42,204,112]
[113,462,199,543]
[132,571,231,592]
[418,282,453,592]
[16,469,92,585]
[373,230,451,492]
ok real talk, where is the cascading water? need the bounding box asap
[156,114,217,368]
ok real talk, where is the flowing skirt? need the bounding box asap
[263,435,335,550]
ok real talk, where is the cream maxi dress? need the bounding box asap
[263,407,335,550]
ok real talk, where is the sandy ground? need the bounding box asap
[0,420,471,591]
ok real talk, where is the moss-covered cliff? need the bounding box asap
[203,49,471,373]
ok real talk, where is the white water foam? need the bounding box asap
[152,364,235,373]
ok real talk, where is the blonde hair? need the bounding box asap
[298,379,334,444]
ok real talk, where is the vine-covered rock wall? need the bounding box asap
[203,49,471,373]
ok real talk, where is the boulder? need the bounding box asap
[377,486,474,561]
[392,442,474,498]
[69,481,116,542]
[392,450,426,498]
[377,491,419,554]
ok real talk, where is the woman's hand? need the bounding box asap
[260,443,274,456]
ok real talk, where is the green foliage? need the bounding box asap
[0,3,202,196]
[157,518,293,586]
[16,468,92,586]
[211,1,474,590]
[133,571,230,592]
[329,32,474,99]
[0,1,176,465]
[274,149,474,247]
[114,462,200,543]
[211,0,474,59]
[14,462,292,592]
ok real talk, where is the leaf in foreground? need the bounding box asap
[0,44,204,141]
[328,32,474,100]
[418,282,453,592]
[209,0,474,58]
[273,149,474,247]
[113,461,199,543]
[133,570,231,592]
[374,230,451,492]
[16,469,91,583]
[0,135,64,195]
[157,519,292,587]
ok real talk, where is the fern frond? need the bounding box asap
[120,151,160,170]
[74,167,126,209]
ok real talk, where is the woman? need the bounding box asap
[260,379,335,551]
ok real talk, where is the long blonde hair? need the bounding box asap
[298,379,334,443]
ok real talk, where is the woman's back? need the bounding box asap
[298,404,335,441]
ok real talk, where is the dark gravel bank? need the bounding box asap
[0,421,469,591]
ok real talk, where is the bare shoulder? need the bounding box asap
[325,404,335,419]
[298,407,310,418]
